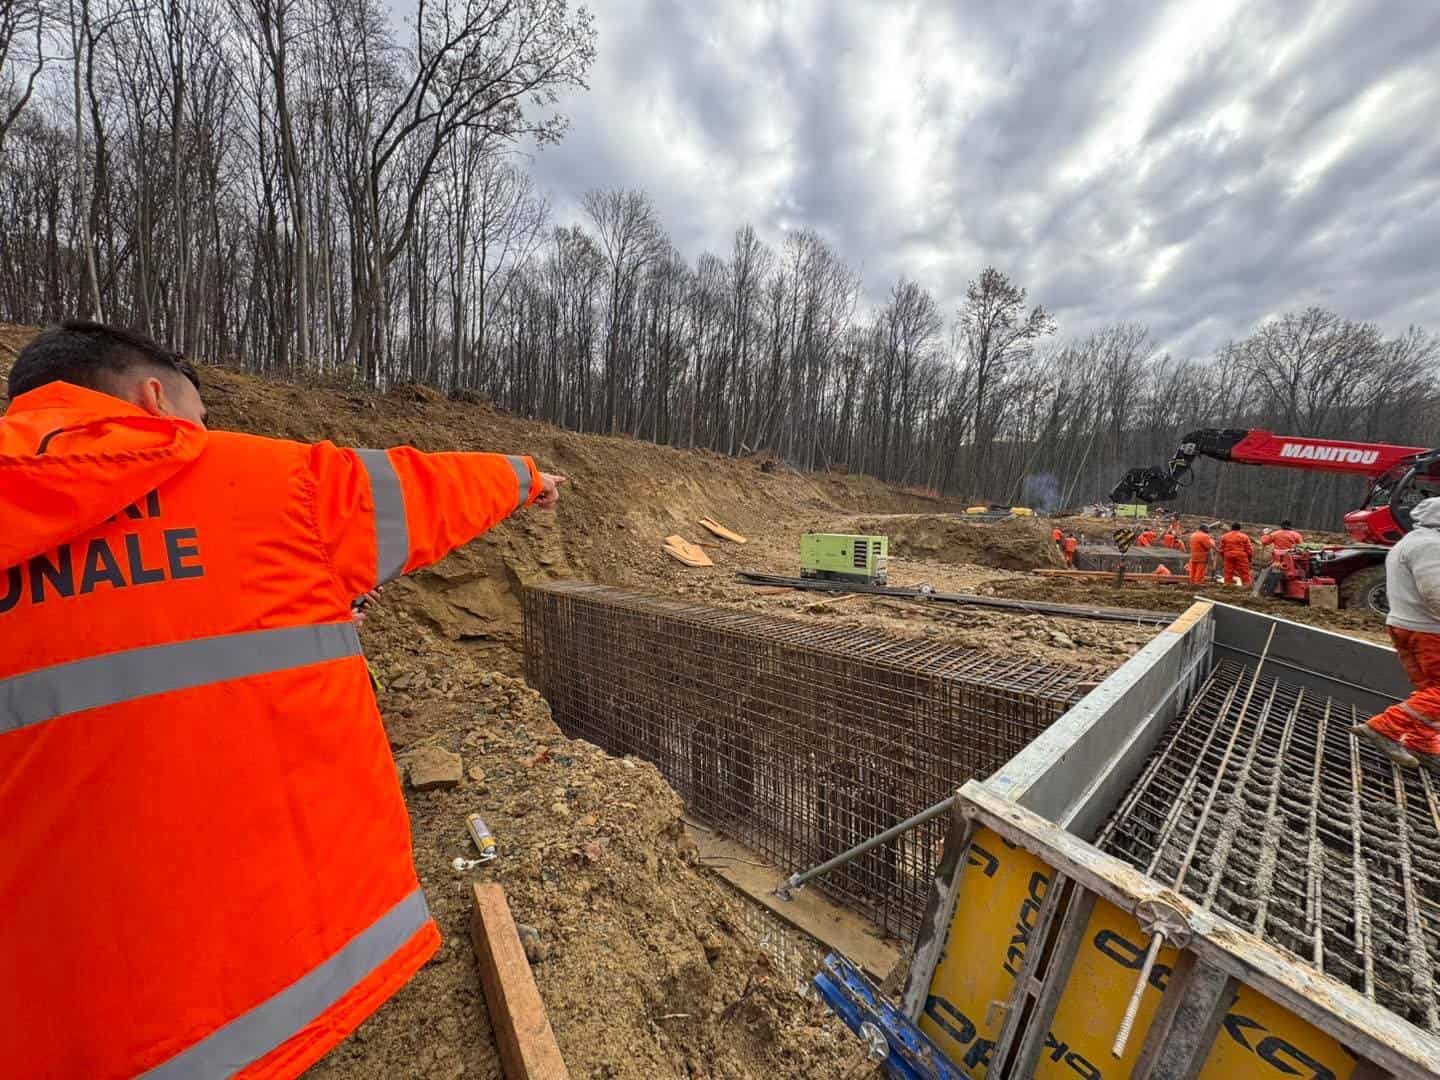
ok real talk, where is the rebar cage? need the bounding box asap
[1099,657,1440,1031]
[522,581,1088,938]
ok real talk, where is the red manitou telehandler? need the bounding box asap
[1112,429,1440,613]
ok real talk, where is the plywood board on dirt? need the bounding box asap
[699,517,748,543]
[662,535,714,567]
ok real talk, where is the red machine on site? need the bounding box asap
[1112,428,1440,613]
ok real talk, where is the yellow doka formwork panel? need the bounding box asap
[920,828,1356,1079]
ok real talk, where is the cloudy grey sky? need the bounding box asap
[521,0,1440,357]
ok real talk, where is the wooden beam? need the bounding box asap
[470,883,570,1080]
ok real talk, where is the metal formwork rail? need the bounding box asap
[1099,658,1440,1030]
[523,581,1087,939]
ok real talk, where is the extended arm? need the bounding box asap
[306,442,559,596]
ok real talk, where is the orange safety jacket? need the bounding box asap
[0,382,543,1078]
[1189,531,1215,561]
[1136,530,1156,546]
[1218,530,1254,561]
[1263,528,1304,556]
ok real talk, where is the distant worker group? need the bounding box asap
[1052,526,1080,566]
[1055,516,1292,587]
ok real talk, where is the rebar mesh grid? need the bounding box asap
[523,582,1087,939]
[735,898,828,992]
[1099,659,1440,1030]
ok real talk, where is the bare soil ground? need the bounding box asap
[308,630,854,1079]
[0,324,1390,1074]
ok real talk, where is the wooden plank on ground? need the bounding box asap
[662,535,714,567]
[699,516,748,543]
[806,592,862,609]
[470,883,570,1080]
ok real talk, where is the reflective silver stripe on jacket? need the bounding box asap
[356,448,410,584]
[507,454,533,510]
[1399,701,1440,729]
[0,622,362,735]
[143,887,432,1078]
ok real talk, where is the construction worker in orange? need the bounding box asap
[1261,519,1304,574]
[1187,523,1215,584]
[0,322,565,1078]
[1052,524,1063,549]
[1136,525,1157,547]
[1162,520,1183,550]
[1062,533,1079,566]
[1354,498,1440,768]
[1218,522,1255,587]
[1154,563,1173,577]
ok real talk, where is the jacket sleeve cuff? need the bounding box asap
[513,455,543,509]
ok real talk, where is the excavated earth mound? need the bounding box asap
[309,607,856,1078]
[844,513,1061,571]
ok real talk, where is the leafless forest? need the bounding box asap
[2,0,1437,526]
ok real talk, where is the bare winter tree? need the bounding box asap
[354,0,594,381]
[876,277,942,480]
[958,267,1055,492]
[0,0,47,153]
[583,187,665,432]
[4,2,1440,536]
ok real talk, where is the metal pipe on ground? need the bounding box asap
[736,572,1173,626]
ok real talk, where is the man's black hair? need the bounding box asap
[1280,519,1293,529]
[7,320,200,400]
[1231,522,1242,531]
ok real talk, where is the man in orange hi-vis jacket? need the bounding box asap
[0,321,563,1078]
[1261,519,1304,573]
[1188,523,1216,584]
[1356,498,1440,770]
[1062,533,1079,566]
[1218,522,1255,587]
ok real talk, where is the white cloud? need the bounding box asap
[525,0,1440,355]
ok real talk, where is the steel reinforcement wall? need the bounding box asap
[522,581,1088,939]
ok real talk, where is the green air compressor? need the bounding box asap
[799,533,889,585]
